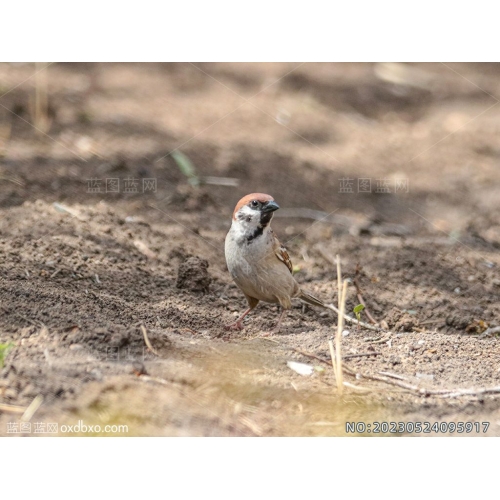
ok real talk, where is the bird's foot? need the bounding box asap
[224,320,244,331]
[257,323,281,337]
[258,331,272,337]
[225,307,253,331]
[270,309,286,334]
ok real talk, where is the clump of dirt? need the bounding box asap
[384,307,420,332]
[176,256,212,293]
[446,313,475,330]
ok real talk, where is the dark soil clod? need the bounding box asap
[176,256,211,293]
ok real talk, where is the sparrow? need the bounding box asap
[224,193,328,332]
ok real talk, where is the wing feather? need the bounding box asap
[272,232,293,274]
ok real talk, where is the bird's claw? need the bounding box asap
[224,321,244,331]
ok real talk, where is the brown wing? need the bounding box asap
[272,232,293,274]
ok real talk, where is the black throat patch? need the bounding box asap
[260,211,273,226]
[246,225,264,242]
[244,211,272,243]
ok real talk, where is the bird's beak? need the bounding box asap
[261,200,280,213]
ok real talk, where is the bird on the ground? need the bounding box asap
[224,193,328,332]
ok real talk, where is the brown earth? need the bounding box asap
[0,62,500,436]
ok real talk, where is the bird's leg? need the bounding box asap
[272,308,287,333]
[225,307,253,331]
[260,308,287,337]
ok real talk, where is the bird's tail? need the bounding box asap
[299,290,329,308]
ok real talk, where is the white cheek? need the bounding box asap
[232,207,261,241]
[239,205,256,220]
[238,206,260,224]
[231,221,247,240]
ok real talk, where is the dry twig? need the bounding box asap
[323,303,381,331]
[328,339,337,385]
[343,364,500,399]
[292,348,500,400]
[335,279,348,394]
[0,403,27,414]
[479,326,500,339]
[290,347,379,364]
[140,324,159,356]
[378,371,408,381]
[330,255,349,394]
[21,395,44,422]
[343,352,381,360]
[304,249,384,332]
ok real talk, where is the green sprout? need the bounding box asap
[353,304,365,323]
[171,151,200,187]
[0,342,14,368]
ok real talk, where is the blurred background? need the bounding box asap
[1,63,499,219]
[1,63,499,232]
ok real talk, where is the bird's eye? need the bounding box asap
[251,200,259,207]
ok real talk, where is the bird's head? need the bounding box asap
[231,193,280,241]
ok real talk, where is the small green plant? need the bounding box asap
[353,304,365,323]
[0,342,14,368]
[171,151,200,187]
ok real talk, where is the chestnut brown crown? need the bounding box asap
[232,193,276,220]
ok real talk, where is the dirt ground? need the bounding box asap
[1,62,500,436]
